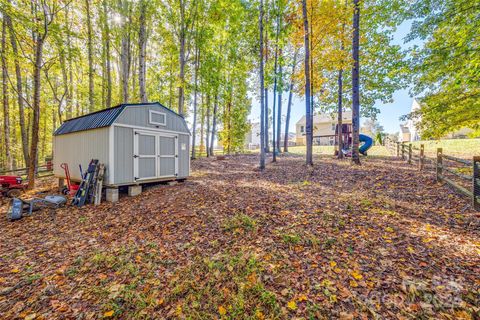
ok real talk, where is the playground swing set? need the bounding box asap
[314,123,373,157]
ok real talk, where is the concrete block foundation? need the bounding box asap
[128,185,142,197]
[106,188,119,203]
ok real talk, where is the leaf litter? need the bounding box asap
[0,153,478,319]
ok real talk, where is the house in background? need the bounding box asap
[399,99,422,142]
[245,122,261,149]
[245,122,296,150]
[296,111,352,146]
[400,99,474,142]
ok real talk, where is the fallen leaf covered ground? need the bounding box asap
[0,152,479,319]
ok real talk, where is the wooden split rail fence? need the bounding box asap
[0,160,54,178]
[384,137,480,211]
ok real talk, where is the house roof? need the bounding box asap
[54,102,184,136]
[400,125,410,134]
[296,111,353,125]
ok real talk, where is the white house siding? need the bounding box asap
[53,127,110,183]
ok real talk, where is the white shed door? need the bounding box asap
[158,135,177,177]
[134,130,178,181]
[134,132,157,180]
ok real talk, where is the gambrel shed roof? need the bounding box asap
[54,102,187,136]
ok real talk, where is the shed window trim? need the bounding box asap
[149,110,166,126]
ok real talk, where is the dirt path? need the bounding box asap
[0,154,478,319]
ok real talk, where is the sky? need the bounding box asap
[248,20,424,135]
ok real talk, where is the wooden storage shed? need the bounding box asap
[53,102,190,187]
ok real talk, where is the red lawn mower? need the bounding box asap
[0,175,26,198]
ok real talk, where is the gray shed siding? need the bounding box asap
[178,134,190,178]
[115,104,189,133]
[53,127,111,183]
[113,126,134,184]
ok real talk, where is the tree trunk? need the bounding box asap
[191,45,200,159]
[259,0,266,169]
[284,49,298,152]
[351,0,361,164]
[66,4,73,117]
[103,0,112,108]
[138,0,148,103]
[5,3,29,166]
[205,94,210,157]
[1,19,12,170]
[276,49,282,153]
[272,14,279,162]
[177,0,186,115]
[199,94,205,155]
[27,33,46,189]
[337,68,344,159]
[119,0,130,103]
[85,0,94,112]
[209,94,218,157]
[264,10,269,154]
[302,0,313,166]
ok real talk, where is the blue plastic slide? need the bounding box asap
[359,134,373,155]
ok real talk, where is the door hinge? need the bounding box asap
[175,155,178,158]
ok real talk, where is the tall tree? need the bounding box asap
[191,44,200,159]
[351,0,361,164]
[85,0,94,111]
[271,12,280,162]
[138,0,148,103]
[27,0,56,189]
[302,0,313,166]
[259,0,266,170]
[1,18,12,170]
[263,9,269,154]
[5,0,29,165]
[119,0,131,103]
[101,0,112,108]
[284,49,298,152]
[276,48,282,153]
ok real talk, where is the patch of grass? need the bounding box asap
[374,208,398,216]
[323,237,337,250]
[360,199,373,207]
[411,138,480,158]
[280,233,302,245]
[223,214,257,233]
[168,252,281,319]
[65,266,79,278]
[24,273,42,284]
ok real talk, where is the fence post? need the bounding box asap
[419,144,424,171]
[401,143,405,160]
[436,148,443,182]
[408,144,412,164]
[473,156,480,211]
[396,142,400,157]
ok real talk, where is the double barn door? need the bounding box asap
[134,130,178,181]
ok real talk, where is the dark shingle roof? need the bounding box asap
[53,102,186,136]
